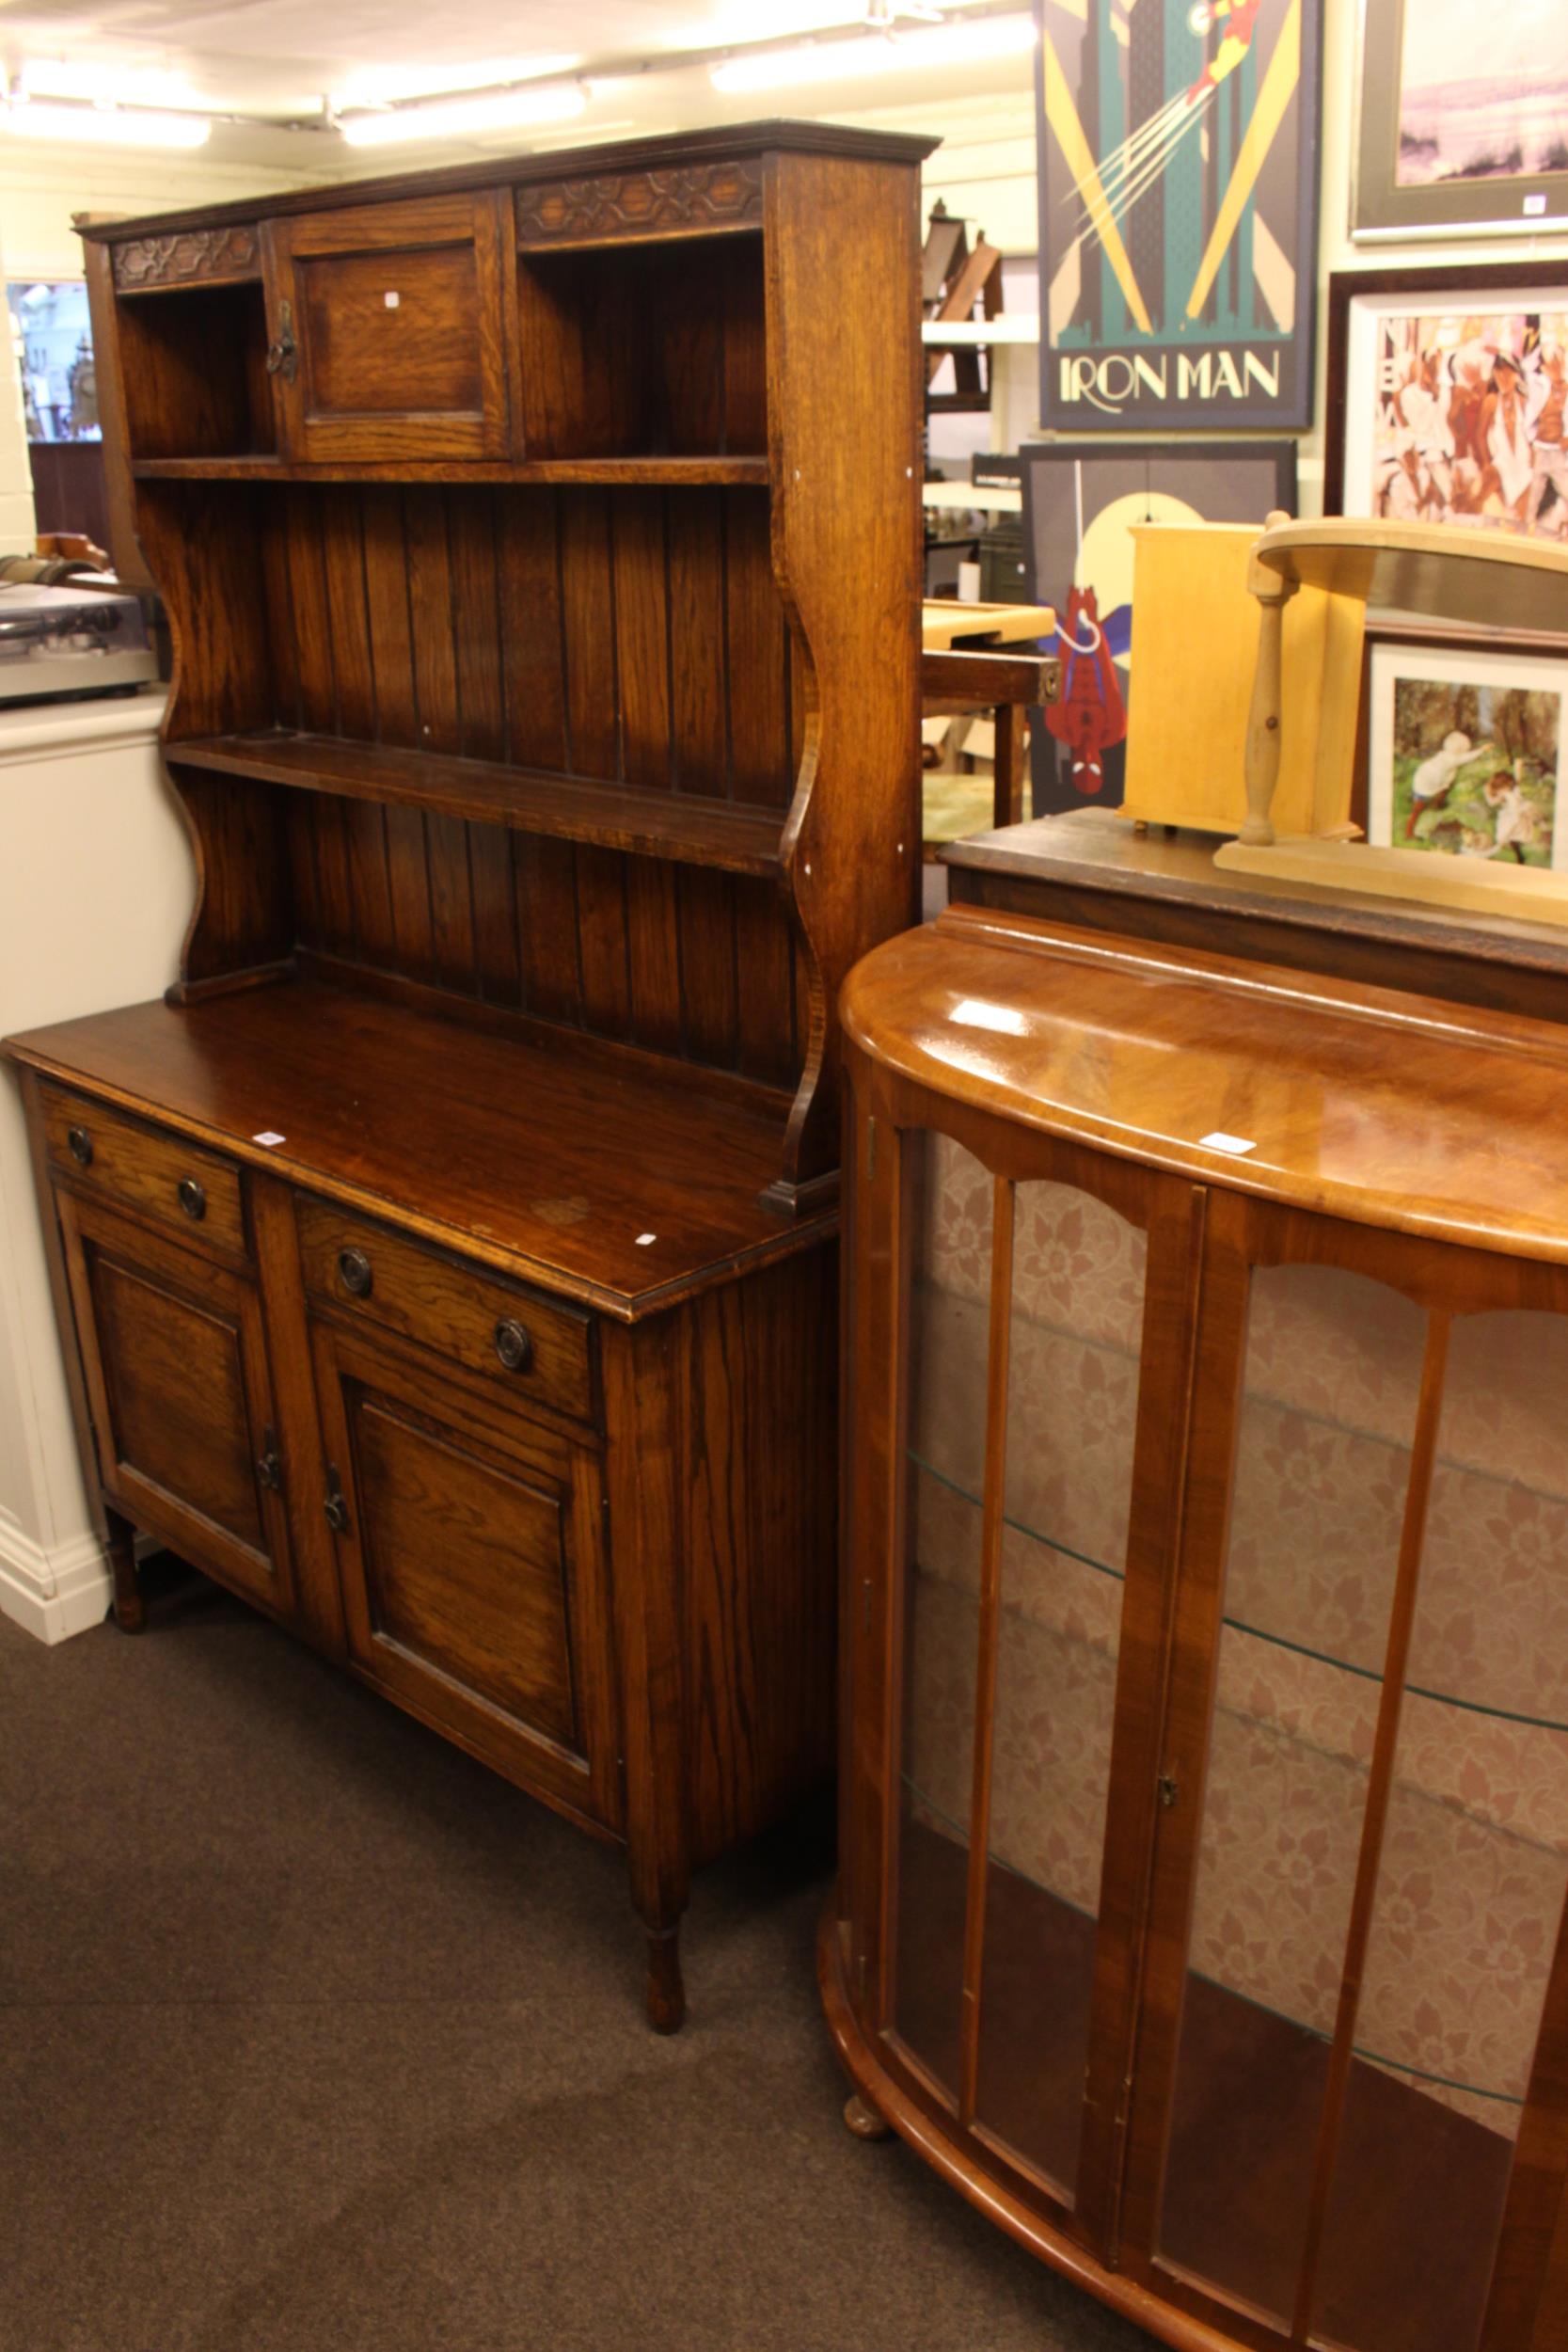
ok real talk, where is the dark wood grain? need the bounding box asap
[165,733,785,876]
[272,193,513,465]
[40,127,930,2035]
[295,1193,595,1424]
[131,454,771,485]
[57,1189,293,1615]
[313,1319,620,1831]
[6,981,829,1322]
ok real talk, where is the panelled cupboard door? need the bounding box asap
[55,1189,294,1615]
[1123,1188,1568,2352]
[872,1104,1203,2244]
[265,195,514,462]
[310,1321,620,1835]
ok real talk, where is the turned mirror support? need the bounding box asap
[1240,508,1297,848]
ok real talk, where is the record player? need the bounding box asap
[0,580,156,704]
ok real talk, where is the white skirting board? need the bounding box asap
[0,1512,109,1645]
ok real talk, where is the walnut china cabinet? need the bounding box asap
[824,896,1568,2352]
[2,121,932,2030]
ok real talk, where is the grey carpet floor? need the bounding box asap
[1,1563,1150,2352]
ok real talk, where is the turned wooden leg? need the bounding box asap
[844,2093,892,2141]
[644,1924,686,2036]
[104,1506,145,1633]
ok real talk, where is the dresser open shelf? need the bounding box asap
[130,455,772,485]
[11,120,932,2032]
[166,734,787,877]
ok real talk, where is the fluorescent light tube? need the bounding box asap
[333,56,579,108]
[710,12,1036,91]
[339,81,587,145]
[2,101,212,147]
[18,60,211,112]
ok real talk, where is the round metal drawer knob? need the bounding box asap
[338,1247,373,1298]
[68,1126,93,1168]
[494,1318,533,1374]
[178,1177,207,1221]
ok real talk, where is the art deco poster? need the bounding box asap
[1035,0,1323,431]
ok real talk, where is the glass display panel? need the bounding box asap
[1157,1265,1430,2325]
[1309,1311,1568,2352]
[893,1132,993,2094]
[972,1178,1148,2201]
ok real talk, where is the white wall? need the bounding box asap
[0,695,196,1642]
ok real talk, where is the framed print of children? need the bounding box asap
[1369,643,1565,866]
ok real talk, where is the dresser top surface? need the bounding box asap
[5,979,830,1317]
[844,904,1568,1263]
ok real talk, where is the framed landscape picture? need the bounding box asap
[1367,641,1565,867]
[1354,0,1568,241]
[1325,263,1568,538]
[1035,0,1323,432]
[1022,440,1296,814]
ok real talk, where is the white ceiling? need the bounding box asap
[0,0,1033,151]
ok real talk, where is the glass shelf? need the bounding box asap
[902,1770,1528,2114]
[908,1448,1568,1740]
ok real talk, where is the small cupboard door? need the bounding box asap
[265,194,514,462]
[310,1322,620,1833]
[56,1190,294,1614]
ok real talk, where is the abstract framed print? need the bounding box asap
[1353,0,1568,242]
[1367,640,1566,867]
[1035,0,1323,432]
[1325,264,1568,537]
[1022,439,1296,813]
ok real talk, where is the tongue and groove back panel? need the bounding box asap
[169,475,804,1089]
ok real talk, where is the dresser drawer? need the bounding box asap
[41,1086,247,1258]
[296,1198,595,1424]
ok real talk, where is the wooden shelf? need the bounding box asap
[130,454,771,486]
[166,733,785,878]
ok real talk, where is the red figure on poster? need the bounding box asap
[1046,586,1127,794]
[1187,0,1261,99]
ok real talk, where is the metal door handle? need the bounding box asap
[265,299,297,384]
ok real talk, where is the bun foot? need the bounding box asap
[844,2093,892,2141]
[645,1926,686,2034]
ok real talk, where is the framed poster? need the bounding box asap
[1367,640,1566,866]
[1353,0,1568,242]
[1035,0,1323,432]
[1022,440,1296,813]
[1324,263,1568,537]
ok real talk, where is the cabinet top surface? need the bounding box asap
[844,904,1568,1263]
[4,981,832,1317]
[944,809,1568,975]
[78,118,940,245]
